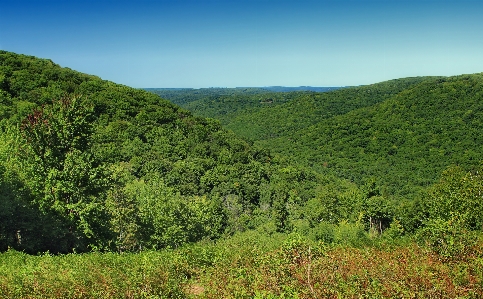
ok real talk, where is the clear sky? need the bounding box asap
[1,0,482,88]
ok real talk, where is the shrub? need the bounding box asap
[333,221,370,247]
[417,214,477,261]
[310,221,336,244]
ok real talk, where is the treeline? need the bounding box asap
[148,87,309,126]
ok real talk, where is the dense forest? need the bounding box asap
[1,51,336,253]
[148,87,342,128]
[153,75,483,198]
[148,87,312,126]
[2,51,483,298]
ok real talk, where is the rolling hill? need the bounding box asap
[158,74,483,197]
[0,51,326,253]
[2,51,483,298]
[258,74,483,196]
[2,50,483,258]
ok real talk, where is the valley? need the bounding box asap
[1,51,483,298]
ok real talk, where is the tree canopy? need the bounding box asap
[1,50,483,257]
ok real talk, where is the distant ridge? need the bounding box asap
[144,86,345,92]
[261,86,345,92]
[153,73,483,198]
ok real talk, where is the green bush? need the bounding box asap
[310,221,336,244]
[333,221,370,247]
[417,214,477,261]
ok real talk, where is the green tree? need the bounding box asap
[105,162,142,253]
[18,95,111,252]
[421,165,483,230]
[134,176,225,249]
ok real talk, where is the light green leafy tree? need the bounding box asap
[422,166,483,230]
[17,95,111,252]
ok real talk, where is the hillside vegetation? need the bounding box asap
[1,51,483,298]
[3,232,483,298]
[148,87,312,126]
[149,86,343,134]
[225,77,432,141]
[158,74,483,197]
[0,51,331,253]
[256,74,483,197]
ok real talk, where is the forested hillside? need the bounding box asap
[160,75,483,198]
[0,51,331,253]
[257,74,483,196]
[152,78,431,141]
[148,87,311,126]
[2,51,483,298]
[149,87,343,128]
[147,87,272,106]
[226,77,435,142]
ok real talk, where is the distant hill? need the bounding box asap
[145,87,272,106]
[146,86,344,125]
[147,87,315,125]
[261,86,344,92]
[158,74,483,198]
[272,74,483,196]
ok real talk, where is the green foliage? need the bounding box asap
[333,221,371,247]
[309,221,336,243]
[137,176,225,249]
[0,120,69,253]
[303,180,362,225]
[0,164,39,252]
[279,74,483,197]
[421,165,483,230]
[170,72,483,199]
[1,51,321,252]
[147,87,304,127]
[15,95,111,252]
[2,229,483,298]
[0,249,187,298]
[380,219,405,242]
[105,163,142,252]
[2,50,483,264]
[413,165,483,260]
[417,215,477,261]
[199,231,483,298]
[228,78,429,142]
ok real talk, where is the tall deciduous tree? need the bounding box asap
[19,95,111,252]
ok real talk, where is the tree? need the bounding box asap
[421,165,483,230]
[18,95,111,252]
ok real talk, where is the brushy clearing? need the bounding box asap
[2,232,483,299]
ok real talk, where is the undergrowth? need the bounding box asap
[1,230,483,298]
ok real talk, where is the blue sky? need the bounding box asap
[1,0,482,88]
